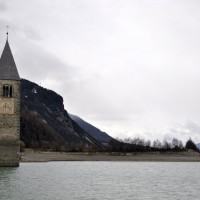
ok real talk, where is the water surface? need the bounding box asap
[0,162,200,200]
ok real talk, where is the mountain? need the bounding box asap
[69,114,113,145]
[196,143,200,150]
[21,79,104,151]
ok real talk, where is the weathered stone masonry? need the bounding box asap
[0,40,20,167]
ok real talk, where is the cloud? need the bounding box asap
[14,40,80,95]
[1,0,200,142]
[23,25,43,41]
[0,0,7,12]
[162,120,200,144]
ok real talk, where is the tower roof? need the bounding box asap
[0,40,20,80]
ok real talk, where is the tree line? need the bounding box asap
[108,137,199,152]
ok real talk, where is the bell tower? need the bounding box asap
[0,38,20,167]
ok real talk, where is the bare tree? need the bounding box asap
[162,140,171,150]
[172,138,179,149]
[153,139,162,149]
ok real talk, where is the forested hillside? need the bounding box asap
[20,79,103,151]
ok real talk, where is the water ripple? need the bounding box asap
[0,162,200,200]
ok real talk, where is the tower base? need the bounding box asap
[0,143,20,167]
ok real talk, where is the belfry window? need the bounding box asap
[3,85,13,97]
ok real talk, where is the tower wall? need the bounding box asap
[0,80,20,167]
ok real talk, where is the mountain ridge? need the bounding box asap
[20,79,105,151]
[69,114,113,145]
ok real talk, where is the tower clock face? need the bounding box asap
[0,99,14,114]
[2,102,11,112]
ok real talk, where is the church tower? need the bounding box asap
[0,38,20,167]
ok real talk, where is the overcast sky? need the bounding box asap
[1,0,200,143]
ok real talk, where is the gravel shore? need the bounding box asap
[20,149,200,162]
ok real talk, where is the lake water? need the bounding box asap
[0,162,200,200]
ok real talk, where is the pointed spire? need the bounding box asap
[0,40,20,80]
[6,26,9,41]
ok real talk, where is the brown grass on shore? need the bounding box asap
[20,149,200,162]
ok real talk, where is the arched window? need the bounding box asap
[2,85,13,97]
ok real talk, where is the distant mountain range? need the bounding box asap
[69,114,113,144]
[20,79,112,151]
[196,143,200,150]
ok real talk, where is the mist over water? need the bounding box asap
[0,162,200,200]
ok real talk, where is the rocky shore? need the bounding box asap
[20,149,200,162]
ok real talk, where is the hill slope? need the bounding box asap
[69,114,113,144]
[21,79,103,151]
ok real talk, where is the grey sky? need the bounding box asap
[1,0,200,143]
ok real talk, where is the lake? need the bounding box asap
[0,162,200,200]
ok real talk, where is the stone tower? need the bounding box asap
[0,39,20,167]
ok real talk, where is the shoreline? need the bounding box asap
[20,149,200,162]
